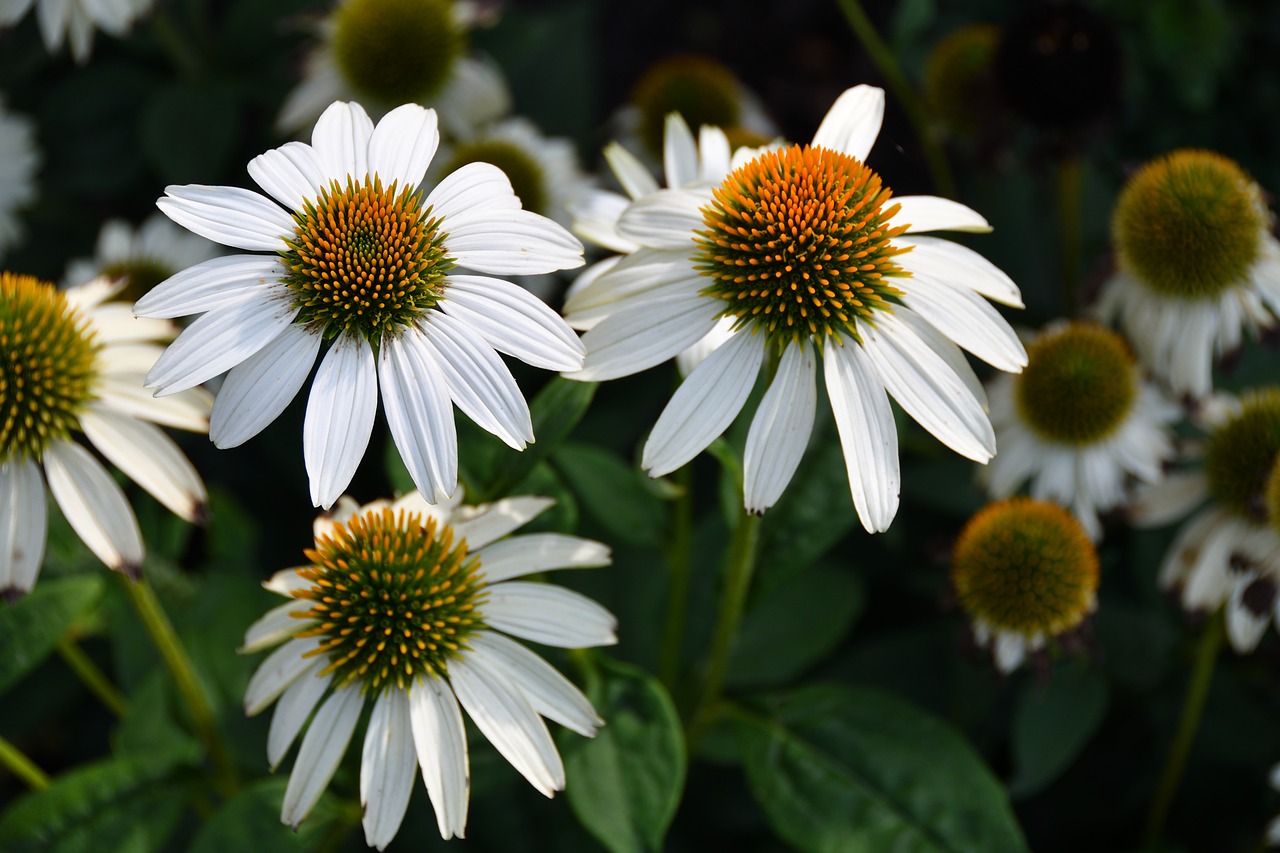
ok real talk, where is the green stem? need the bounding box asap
[688,510,762,743]
[1144,609,1225,843]
[56,638,129,718]
[119,577,239,798]
[1056,153,1084,313]
[835,0,957,199]
[0,735,49,790]
[659,463,695,691]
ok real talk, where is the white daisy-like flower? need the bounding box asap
[136,100,584,510]
[240,489,614,847]
[0,272,210,596]
[278,0,510,138]
[984,320,1181,539]
[0,0,154,63]
[566,85,1028,529]
[64,213,220,303]
[952,497,1100,673]
[1130,389,1280,653]
[0,94,38,261]
[1097,149,1280,398]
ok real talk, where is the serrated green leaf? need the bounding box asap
[1010,661,1109,798]
[0,575,104,695]
[483,378,597,500]
[188,778,347,853]
[562,657,686,853]
[742,683,1028,853]
[553,442,665,547]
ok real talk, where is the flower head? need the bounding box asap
[0,0,154,63]
[241,490,615,846]
[0,273,209,595]
[1097,149,1280,397]
[923,24,1002,139]
[952,497,1100,671]
[984,321,1179,538]
[567,85,1027,530]
[139,101,585,509]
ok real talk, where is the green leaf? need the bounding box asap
[189,778,347,853]
[562,657,686,853]
[0,752,192,853]
[139,80,239,184]
[742,684,1028,853]
[0,575,104,695]
[553,442,665,547]
[1010,661,1109,798]
[483,378,597,499]
[727,562,864,688]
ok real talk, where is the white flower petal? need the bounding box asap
[482,581,617,648]
[823,337,900,533]
[476,533,610,584]
[892,308,989,412]
[744,342,817,514]
[451,496,554,549]
[416,312,532,449]
[467,632,601,737]
[0,458,47,594]
[145,290,300,395]
[698,125,732,183]
[409,678,470,839]
[562,249,704,328]
[615,188,706,249]
[368,104,439,192]
[603,141,658,200]
[900,277,1027,372]
[1226,576,1272,653]
[424,161,521,222]
[87,305,176,344]
[993,632,1027,672]
[663,113,699,188]
[43,441,143,574]
[282,684,364,829]
[642,329,763,477]
[79,407,206,523]
[311,101,374,183]
[379,330,457,504]
[245,635,323,716]
[96,376,213,433]
[810,84,884,161]
[263,567,311,597]
[448,655,564,796]
[440,275,584,372]
[240,599,310,655]
[676,317,736,378]
[210,323,322,449]
[895,196,992,234]
[444,208,584,274]
[569,191,639,255]
[157,185,294,251]
[574,295,722,381]
[361,690,417,851]
[133,255,286,319]
[304,333,378,509]
[247,141,326,212]
[898,236,1024,308]
[267,662,329,770]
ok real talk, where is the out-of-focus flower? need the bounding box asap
[240,490,614,846]
[0,0,154,63]
[0,273,209,596]
[923,24,1002,140]
[0,95,38,261]
[139,101,584,510]
[64,214,220,305]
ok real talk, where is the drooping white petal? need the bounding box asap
[810,84,884,161]
[562,249,705,329]
[443,208,584,275]
[416,312,533,449]
[244,635,323,715]
[424,161,521,222]
[859,313,995,462]
[482,581,617,647]
[898,236,1024,307]
[574,294,722,382]
[239,599,311,655]
[95,376,213,433]
[676,316,737,378]
[43,441,143,574]
[568,191,639,255]
[78,407,206,522]
[467,632,601,737]
[210,322,323,449]
[303,333,378,509]
[367,104,439,192]
[379,330,457,504]
[440,275,584,371]
[87,305,177,345]
[409,678,470,839]
[267,662,330,770]
[475,533,610,584]
[900,275,1027,372]
[133,255,286,319]
[642,329,763,477]
[1225,574,1273,653]
[157,185,294,251]
[0,458,47,594]
[892,308,989,411]
[282,684,364,829]
[824,337,900,533]
[744,342,817,514]
[311,101,374,183]
[145,289,300,395]
[663,113,699,189]
[247,141,326,212]
[447,655,564,797]
[614,188,706,249]
[450,496,554,549]
[361,690,417,851]
[895,196,992,234]
[603,141,659,200]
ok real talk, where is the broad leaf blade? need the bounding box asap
[0,575,104,695]
[1010,661,1109,797]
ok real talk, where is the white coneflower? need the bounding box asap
[0,272,209,595]
[137,100,584,510]
[0,0,154,63]
[241,490,614,847]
